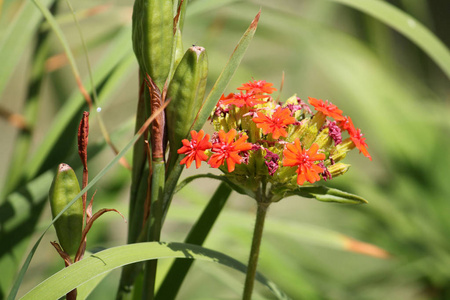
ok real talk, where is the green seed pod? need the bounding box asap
[49,163,83,260]
[132,0,174,90]
[166,46,208,169]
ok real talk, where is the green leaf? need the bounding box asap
[156,182,232,300]
[290,186,368,204]
[328,0,450,80]
[7,102,167,300]
[191,10,261,132]
[21,242,290,300]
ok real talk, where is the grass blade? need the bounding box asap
[25,26,133,180]
[329,0,450,80]
[0,0,55,98]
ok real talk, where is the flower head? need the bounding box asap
[237,80,277,95]
[208,129,253,172]
[183,79,372,201]
[308,97,345,121]
[252,107,296,139]
[282,140,325,185]
[178,130,212,168]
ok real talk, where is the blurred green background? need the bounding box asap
[1,0,450,299]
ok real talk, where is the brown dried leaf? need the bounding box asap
[145,74,165,159]
[50,241,73,267]
[75,208,126,262]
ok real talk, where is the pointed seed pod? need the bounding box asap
[49,163,83,260]
[132,0,174,89]
[166,46,208,168]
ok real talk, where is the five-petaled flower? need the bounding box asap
[208,129,253,172]
[219,92,267,108]
[308,97,345,121]
[237,80,277,95]
[177,130,212,169]
[338,116,371,160]
[350,129,372,160]
[252,107,296,139]
[282,140,326,185]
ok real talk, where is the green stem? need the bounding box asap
[242,199,270,300]
[142,161,165,300]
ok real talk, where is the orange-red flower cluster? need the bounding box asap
[177,80,372,188]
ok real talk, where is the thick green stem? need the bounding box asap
[242,200,269,300]
[142,161,165,300]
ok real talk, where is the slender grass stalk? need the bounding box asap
[243,195,270,300]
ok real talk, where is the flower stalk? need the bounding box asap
[243,193,270,300]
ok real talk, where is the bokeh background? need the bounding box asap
[1,0,450,299]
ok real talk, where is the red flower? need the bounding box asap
[338,116,371,160]
[219,92,267,108]
[178,130,212,168]
[208,129,252,172]
[252,107,296,139]
[338,116,357,136]
[308,97,345,121]
[282,140,325,185]
[350,129,372,161]
[237,80,277,94]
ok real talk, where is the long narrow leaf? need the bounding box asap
[0,0,55,98]
[328,0,450,80]
[7,102,168,300]
[21,242,290,300]
[191,10,261,132]
[167,205,389,258]
[156,182,232,300]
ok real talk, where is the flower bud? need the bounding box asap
[328,162,351,177]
